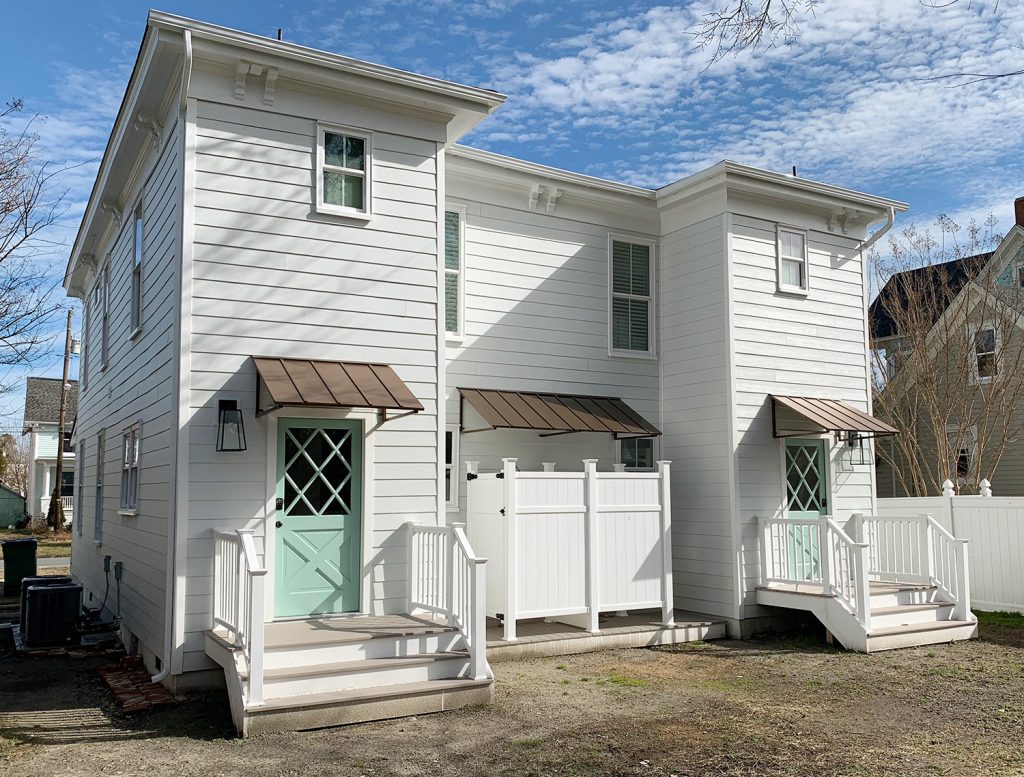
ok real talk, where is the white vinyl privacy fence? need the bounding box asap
[877,482,1024,613]
[465,458,674,642]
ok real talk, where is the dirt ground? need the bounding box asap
[2,617,1023,777]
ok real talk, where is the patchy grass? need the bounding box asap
[0,528,72,559]
[976,610,1024,629]
[1,623,1023,776]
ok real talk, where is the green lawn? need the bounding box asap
[975,609,1024,628]
[0,528,72,559]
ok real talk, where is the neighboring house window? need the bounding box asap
[620,437,655,471]
[131,204,143,334]
[972,325,999,383]
[610,238,654,355]
[316,124,372,216]
[101,260,110,369]
[777,227,809,293]
[445,209,463,336]
[955,447,972,479]
[94,430,104,544]
[60,470,74,497]
[445,426,459,509]
[120,424,141,513]
[76,439,85,536]
[1017,266,1024,288]
[62,431,74,454]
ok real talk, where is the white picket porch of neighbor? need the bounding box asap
[465,458,676,643]
[878,479,1024,613]
[757,513,977,651]
[40,495,74,518]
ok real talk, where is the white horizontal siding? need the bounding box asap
[660,214,737,620]
[71,116,181,663]
[729,212,873,618]
[182,96,441,672]
[445,176,659,504]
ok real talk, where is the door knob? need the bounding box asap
[275,521,282,528]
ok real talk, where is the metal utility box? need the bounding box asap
[22,583,81,648]
[1,538,37,596]
[20,575,73,632]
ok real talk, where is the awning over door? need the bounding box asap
[771,395,898,439]
[255,357,423,417]
[459,388,660,438]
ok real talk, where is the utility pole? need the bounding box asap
[47,310,73,531]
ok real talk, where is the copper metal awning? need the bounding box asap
[255,357,423,418]
[459,388,660,438]
[771,395,898,439]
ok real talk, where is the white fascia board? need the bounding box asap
[657,160,908,219]
[148,11,507,112]
[63,28,161,297]
[448,143,655,201]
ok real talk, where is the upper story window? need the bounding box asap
[609,238,655,356]
[316,124,372,217]
[81,298,91,391]
[100,260,110,370]
[120,424,141,514]
[131,204,143,335]
[972,325,999,383]
[445,209,464,337]
[777,227,809,294]
[1017,266,1024,288]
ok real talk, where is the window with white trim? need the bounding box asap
[120,424,140,513]
[777,227,809,293]
[1017,266,1024,288]
[610,238,654,355]
[131,204,143,334]
[444,209,463,336]
[81,298,91,391]
[316,124,372,216]
[971,325,999,383]
[955,447,972,479]
[100,260,110,369]
[93,430,104,544]
[445,426,459,509]
[620,437,655,471]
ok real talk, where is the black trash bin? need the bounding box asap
[2,538,38,596]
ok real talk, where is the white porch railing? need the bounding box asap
[466,458,675,643]
[850,513,971,621]
[41,495,74,515]
[212,529,268,706]
[759,516,871,629]
[759,513,973,626]
[406,522,489,680]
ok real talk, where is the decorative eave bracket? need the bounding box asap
[235,59,281,106]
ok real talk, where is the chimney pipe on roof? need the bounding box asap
[1015,196,1024,228]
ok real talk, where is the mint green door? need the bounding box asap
[784,439,828,580]
[275,418,363,618]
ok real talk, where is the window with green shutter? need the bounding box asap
[445,210,462,335]
[610,239,653,354]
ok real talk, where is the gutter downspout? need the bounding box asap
[153,27,192,685]
[860,205,895,256]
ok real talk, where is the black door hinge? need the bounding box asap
[496,472,504,479]
[467,472,478,481]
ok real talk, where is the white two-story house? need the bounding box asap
[65,12,976,737]
[23,376,77,524]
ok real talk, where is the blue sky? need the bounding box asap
[1,0,1022,428]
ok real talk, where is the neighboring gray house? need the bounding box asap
[22,377,77,523]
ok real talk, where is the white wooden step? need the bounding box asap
[244,677,494,735]
[250,652,472,697]
[262,616,463,668]
[868,584,941,608]
[869,602,955,629]
[865,620,978,652]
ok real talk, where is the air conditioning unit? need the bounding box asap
[19,575,72,633]
[23,583,82,648]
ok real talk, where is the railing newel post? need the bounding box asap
[818,516,832,596]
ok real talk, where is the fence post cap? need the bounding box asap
[941,479,955,496]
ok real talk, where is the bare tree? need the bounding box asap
[696,1,1019,83]
[0,432,30,496]
[869,215,1024,496]
[0,99,65,392]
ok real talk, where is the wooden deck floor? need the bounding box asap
[485,609,726,661]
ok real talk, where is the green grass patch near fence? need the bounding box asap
[976,610,1024,629]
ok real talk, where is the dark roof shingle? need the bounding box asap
[23,377,78,428]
